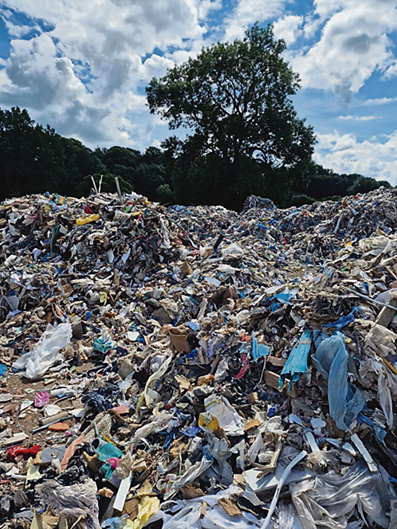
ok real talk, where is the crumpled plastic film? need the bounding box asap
[12,322,72,379]
[36,479,100,529]
[290,462,395,529]
[200,395,245,436]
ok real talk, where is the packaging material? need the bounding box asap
[12,323,72,379]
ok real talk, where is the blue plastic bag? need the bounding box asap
[312,332,365,430]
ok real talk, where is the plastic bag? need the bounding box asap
[290,462,395,529]
[312,332,365,430]
[161,485,257,529]
[222,243,244,257]
[273,502,303,529]
[132,412,174,446]
[12,323,72,379]
[364,324,397,357]
[164,446,213,500]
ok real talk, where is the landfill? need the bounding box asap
[1,187,397,528]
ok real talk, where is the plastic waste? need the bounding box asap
[359,355,397,429]
[161,485,252,529]
[290,462,395,529]
[12,323,72,379]
[75,214,100,225]
[36,479,100,529]
[364,324,397,357]
[323,308,358,331]
[222,243,244,257]
[312,332,365,430]
[164,446,213,500]
[280,330,312,389]
[7,445,41,459]
[200,395,245,436]
[251,332,270,362]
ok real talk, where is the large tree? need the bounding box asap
[146,24,316,209]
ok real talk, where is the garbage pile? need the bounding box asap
[244,187,397,263]
[1,188,397,529]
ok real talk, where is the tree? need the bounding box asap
[147,24,316,209]
[156,184,174,203]
[0,107,66,200]
[60,138,106,197]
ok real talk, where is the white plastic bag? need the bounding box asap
[222,243,244,257]
[12,322,72,379]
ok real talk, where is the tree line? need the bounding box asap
[0,25,390,209]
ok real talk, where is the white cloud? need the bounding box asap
[223,0,287,41]
[0,0,216,147]
[314,130,397,184]
[362,97,397,106]
[338,115,380,121]
[197,0,222,20]
[273,15,303,45]
[294,0,397,100]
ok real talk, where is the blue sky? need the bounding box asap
[1,0,397,182]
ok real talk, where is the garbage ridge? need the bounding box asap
[1,188,397,528]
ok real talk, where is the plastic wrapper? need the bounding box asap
[364,324,397,358]
[131,412,174,446]
[280,330,312,389]
[164,446,213,500]
[12,323,72,379]
[161,485,258,528]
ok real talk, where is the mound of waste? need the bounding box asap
[1,188,397,528]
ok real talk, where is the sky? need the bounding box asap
[0,0,397,183]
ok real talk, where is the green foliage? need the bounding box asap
[291,166,390,204]
[156,184,174,203]
[147,24,315,209]
[290,193,316,207]
[0,93,390,209]
[0,107,66,200]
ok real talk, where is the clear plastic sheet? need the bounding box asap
[290,462,395,529]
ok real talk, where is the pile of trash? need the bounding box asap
[1,187,397,529]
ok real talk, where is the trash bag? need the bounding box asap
[12,322,72,379]
[312,333,365,430]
